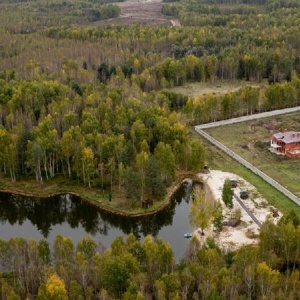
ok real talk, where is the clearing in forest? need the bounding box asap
[168,80,267,98]
[95,0,175,27]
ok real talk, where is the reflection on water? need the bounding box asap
[0,179,198,260]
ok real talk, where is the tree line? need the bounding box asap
[0,211,300,299]
[184,72,300,124]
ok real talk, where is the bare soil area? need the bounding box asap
[95,0,175,26]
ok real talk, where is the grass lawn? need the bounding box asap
[196,112,300,216]
[194,132,300,216]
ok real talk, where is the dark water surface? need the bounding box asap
[0,180,195,260]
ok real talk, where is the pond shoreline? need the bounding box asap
[0,172,205,218]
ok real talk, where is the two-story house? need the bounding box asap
[270,131,300,159]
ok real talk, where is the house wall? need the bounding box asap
[286,151,300,159]
[271,138,284,153]
[286,143,300,151]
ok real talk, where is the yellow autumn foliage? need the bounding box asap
[46,273,69,300]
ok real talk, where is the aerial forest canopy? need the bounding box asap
[0,0,300,194]
[1,216,300,299]
[0,0,300,298]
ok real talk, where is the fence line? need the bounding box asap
[197,106,300,129]
[194,107,300,206]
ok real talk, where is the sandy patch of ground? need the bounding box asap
[195,170,282,251]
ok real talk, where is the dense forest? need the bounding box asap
[0,0,300,195]
[0,210,300,299]
[1,0,300,297]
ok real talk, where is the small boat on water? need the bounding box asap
[184,232,192,238]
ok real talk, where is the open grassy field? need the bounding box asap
[202,112,300,208]
[169,80,266,98]
[191,127,300,217]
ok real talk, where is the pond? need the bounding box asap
[0,179,198,260]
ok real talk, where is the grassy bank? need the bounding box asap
[0,174,188,217]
